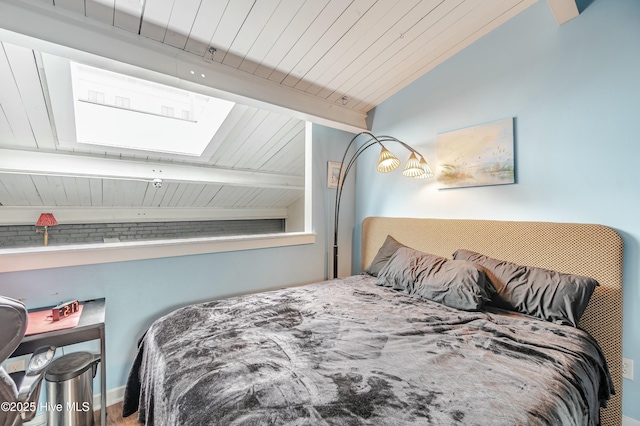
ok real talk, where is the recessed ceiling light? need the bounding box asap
[201,73,205,78]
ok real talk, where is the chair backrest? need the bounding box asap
[0,296,27,426]
[0,296,27,364]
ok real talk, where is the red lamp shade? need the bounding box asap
[36,213,58,227]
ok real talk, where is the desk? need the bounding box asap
[12,299,107,426]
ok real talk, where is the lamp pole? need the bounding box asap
[332,132,432,279]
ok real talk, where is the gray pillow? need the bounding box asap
[452,249,598,327]
[376,247,493,311]
[364,235,407,276]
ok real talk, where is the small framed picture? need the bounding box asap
[327,161,343,188]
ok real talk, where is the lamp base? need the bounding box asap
[36,227,49,246]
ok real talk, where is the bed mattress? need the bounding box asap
[123,275,612,425]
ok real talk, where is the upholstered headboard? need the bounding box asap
[361,217,624,426]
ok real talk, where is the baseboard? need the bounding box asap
[24,386,126,426]
[624,415,640,426]
[94,385,126,410]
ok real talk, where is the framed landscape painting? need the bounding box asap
[436,117,515,189]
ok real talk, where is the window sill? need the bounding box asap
[0,232,317,273]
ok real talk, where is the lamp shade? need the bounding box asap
[333,131,433,279]
[36,213,58,227]
[402,152,424,177]
[415,157,435,179]
[376,147,400,173]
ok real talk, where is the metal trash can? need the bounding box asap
[45,352,101,426]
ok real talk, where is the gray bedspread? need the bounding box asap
[123,275,613,425]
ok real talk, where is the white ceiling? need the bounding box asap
[0,38,306,222]
[0,0,576,224]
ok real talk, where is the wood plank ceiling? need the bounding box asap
[0,39,306,221]
[45,0,539,112]
[0,0,548,224]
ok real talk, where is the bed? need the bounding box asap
[123,217,623,426]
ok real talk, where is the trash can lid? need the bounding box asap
[45,352,100,382]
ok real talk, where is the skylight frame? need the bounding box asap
[69,62,235,157]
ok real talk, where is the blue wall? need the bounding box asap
[0,123,353,393]
[355,0,639,420]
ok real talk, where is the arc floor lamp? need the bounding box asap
[333,131,434,278]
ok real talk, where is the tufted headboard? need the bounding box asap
[361,217,624,426]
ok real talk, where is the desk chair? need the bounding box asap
[0,296,55,426]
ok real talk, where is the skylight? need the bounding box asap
[69,63,235,156]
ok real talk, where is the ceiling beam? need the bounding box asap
[547,0,579,24]
[0,149,304,190]
[0,0,367,133]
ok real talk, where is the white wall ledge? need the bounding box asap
[0,232,316,273]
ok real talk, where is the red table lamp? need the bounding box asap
[36,213,58,246]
